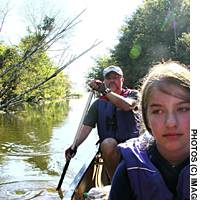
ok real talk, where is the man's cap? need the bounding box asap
[103,65,123,77]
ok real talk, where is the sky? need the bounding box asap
[1,0,143,92]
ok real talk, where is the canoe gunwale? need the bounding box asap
[63,151,99,200]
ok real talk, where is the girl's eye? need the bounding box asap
[177,106,190,112]
[151,109,163,114]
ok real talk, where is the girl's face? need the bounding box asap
[147,85,190,158]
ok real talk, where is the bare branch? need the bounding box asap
[0,1,11,32]
[0,6,101,111]
[0,9,86,79]
[0,41,102,109]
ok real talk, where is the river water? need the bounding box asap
[0,94,98,199]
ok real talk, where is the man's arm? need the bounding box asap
[65,124,93,159]
[65,101,97,159]
[105,91,138,111]
[89,80,140,111]
[74,125,93,147]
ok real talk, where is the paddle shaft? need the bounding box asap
[56,91,94,191]
[56,158,70,191]
[71,91,94,149]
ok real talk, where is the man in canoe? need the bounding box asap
[65,65,140,180]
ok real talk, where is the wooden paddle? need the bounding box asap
[56,91,94,191]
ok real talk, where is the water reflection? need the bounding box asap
[0,101,70,199]
[0,98,98,199]
[1,102,69,167]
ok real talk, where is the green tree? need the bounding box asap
[0,11,101,111]
[18,35,70,101]
[88,0,189,88]
[113,0,190,87]
[0,33,70,109]
[0,44,21,103]
[86,55,115,82]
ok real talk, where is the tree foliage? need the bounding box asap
[0,9,101,111]
[86,55,115,82]
[88,0,190,88]
[0,36,69,107]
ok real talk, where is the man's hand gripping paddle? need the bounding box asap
[56,91,94,191]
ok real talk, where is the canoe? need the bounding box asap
[63,152,111,200]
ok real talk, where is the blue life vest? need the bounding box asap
[97,94,140,143]
[118,139,189,200]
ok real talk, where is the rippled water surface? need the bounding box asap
[0,95,98,199]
